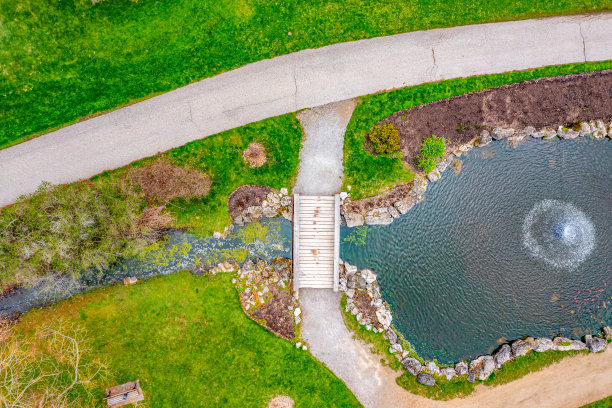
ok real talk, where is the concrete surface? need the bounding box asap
[294,99,357,195]
[299,288,612,408]
[2,13,612,205]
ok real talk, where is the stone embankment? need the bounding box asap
[339,262,611,388]
[342,118,611,226]
[232,188,293,226]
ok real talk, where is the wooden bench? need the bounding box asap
[104,380,144,407]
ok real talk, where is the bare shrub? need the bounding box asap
[139,205,174,236]
[127,158,211,205]
[243,142,267,168]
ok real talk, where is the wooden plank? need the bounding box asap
[333,194,340,292]
[293,194,300,292]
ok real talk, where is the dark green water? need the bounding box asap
[341,137,612,364]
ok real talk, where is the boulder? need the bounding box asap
[280,196,292,206]
[532,129,557,139]
[344,212,364,227]
[345,288,355,298]
[281,207,293,221]
[455,361,468,376]
[493,344,512,368]
[585,335,607,353]
[467,371,476,383]
[263,207,279,218]
[388,206,401,219]
[427,169,441,182]
[365,208,393,225]
[491,127,515,140]
[123,277,138,285]
[519,126,536,138]
[603,326,612,340]
[384,330,398,344]
[470,355,495,381]
[440,367,457,380]
[389,343,402,354]
[425,361,440,375]
[344,263,357,276]
[394,200,415,215]
[533,337,553,352]
[402,358,423,376]
[416,373,436,387]
[593,120,608,138]
[213,231,223,239]
[552,336,587,351]
[557,126,579,139]
[511,338,533,357]
[579,121,592,137]
[410,179,428,197]
[280,188,289,195]
[339,191,349,201]
[244,206,263,222]
[233,215,245,226]
[376,308,392,329]
[479,130,492,146]
[361,269,377,284]
[437,157,453,172]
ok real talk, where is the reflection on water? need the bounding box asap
[1,218,291,318]
[341,138,612,364]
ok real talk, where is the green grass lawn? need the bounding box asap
[14,272,362,408]
[343,61,612,199]
[94,113,302,237]
[2,0,611,148]
[582,396,612,408]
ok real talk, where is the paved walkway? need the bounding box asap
[2,13,612,206]
[300,289,612,408]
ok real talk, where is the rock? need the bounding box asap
[213,231,223,239]
[425,361,440,375]
[410,179,428,197]
[293,308,301,317]
[470,355,495,381]
[234,215,245,226]
[355,312,363,322]
[345,263,357,276]
[557,126,579,139]
[280,196,292,206]
[519,126,536,138]
[533,337,553,352]
[455,361,468,375]
[427,169,441,182]
[511,338,533,357]
[552,336,587,351]
[244,206,263,222]
[491,127,515,140]
[402,358,423,376]
[467,371,476,383]
[394,200,415,215]
[296,342,302,348]
[389,343,402,354]
[339,191,349,200]
[365,208,393,225]
[440,367,457,380]
[579,121,592,137]
[123,277,137,285]
[376,308,392,329]
[281,207,293,221]
[388,206,401,219]
[294,316,301,325]
[603,326,612,340]
[542,129,558,140]
[479,130,492,146]
[346,288,355,298]
[267,192,280,204]
[357,276,367,289]
[593,120,608,138]
[302,345,307,351]
[384,330,398,344]
[344,212,365,228]
[493,344,512,368]
[361,269,377,284]
[280,188,288,195]
[263,207,279,218]
[585,335,607,353]
[417,373,436,387]
[437,157,453,172]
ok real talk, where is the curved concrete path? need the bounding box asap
[1,13,612,206]
[300,289,612,408]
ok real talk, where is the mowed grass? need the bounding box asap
[2,0,612,148]
[343,61,612,199]
[94,113,302,237]
[14,272,362,408]
[581,396,612,408]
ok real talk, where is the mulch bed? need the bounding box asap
[227,185,274,219]
[353,291,383,331]
[378,70,612,168]
[344,183,414,215]
[252,289,295,339]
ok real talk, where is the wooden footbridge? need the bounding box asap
[293,195,340,291]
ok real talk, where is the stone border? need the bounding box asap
[341,118,611,227]
[233,188,293,227]
[339,261,612,388]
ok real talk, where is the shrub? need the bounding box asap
[242,142,268,168]
[367,123,400,154]
[127,158,211,205]
[0,180,149,285]
[417,157,437,173]
[420,135,447,159]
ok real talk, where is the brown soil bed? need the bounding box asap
[252,289,295,339]
[344,183,414,215]
[227,184,274,219]
[379,70,612,168]
[353,291,383,331]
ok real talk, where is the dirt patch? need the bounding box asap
[227,184,274,219]
[379,70,612,169]
[252,290,295,339]
[127,158,211,204]
[344,183,414,214]
[268,395,295,408]
[243,142,267,168]
[353,291,383,330]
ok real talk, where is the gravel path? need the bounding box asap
[293,99,357,195]
[300,289,612,407]
[2,13,612,205]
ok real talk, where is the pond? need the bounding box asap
[0,218,291,318]
[341,137,612,364]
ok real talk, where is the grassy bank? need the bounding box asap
[13,272,362,407]
[581,396,612,408]
[2,0,612,148]
[343,61,612,199]
[95,113,302,237]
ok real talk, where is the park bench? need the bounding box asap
[104,380,144,407]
